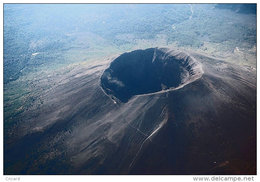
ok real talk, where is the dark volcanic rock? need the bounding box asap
[4,48,256,175]
[101,48,203,102]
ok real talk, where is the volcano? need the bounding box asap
[4,48,256,175]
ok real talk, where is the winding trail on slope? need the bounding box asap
[129,106,168,169]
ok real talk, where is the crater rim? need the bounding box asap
[100,47,204,103]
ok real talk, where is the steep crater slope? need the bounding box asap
[101,48,203,102]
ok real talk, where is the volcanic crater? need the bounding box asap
[101,48,203,102]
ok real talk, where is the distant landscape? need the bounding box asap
[4,4,256,175]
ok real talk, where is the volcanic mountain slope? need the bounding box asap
[4,48,256,174]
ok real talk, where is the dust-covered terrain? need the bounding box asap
[4,4,256,175]
[5,47,256,174]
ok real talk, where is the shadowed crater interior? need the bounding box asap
[101,48,203,102]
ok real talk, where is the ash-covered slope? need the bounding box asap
[4,48,256,175]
